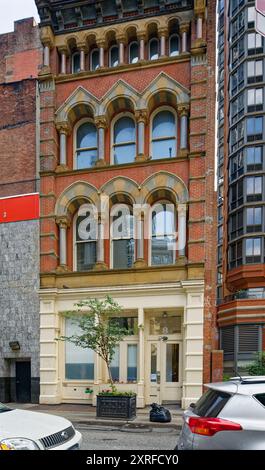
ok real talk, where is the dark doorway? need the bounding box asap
[16,362,31,403]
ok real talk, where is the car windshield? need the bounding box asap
[193,389,231,417]
[0,403,12,413]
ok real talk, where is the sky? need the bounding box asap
[0,0,40,34]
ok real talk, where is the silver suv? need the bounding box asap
[177,376,265,450]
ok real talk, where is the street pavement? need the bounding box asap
[76,423,179,450]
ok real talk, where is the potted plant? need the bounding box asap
[57,296,136,419]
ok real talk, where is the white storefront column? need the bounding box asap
[178,103,189,157]
[95,116,107,167]
[135,110,147,162]
[177,204,187,259]
[182,282,204,409]
[137,307,145,408]
[56,216,70,271]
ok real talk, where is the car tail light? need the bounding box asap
[188,417,242,437]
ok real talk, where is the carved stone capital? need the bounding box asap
[116,33,127,44]
[56,216,71,229]
[77,41,88,53]
[194,0,206,17]
[58,45,70,56]
[137,30,147,41]
[158,27,169,38]
[135,109,148,124]
[177,204,188,217]
[97,39,106,49]
[94,116,108,129]
[177,103,190,117]
[179,22,190,34]
[40,26,55,48]
[56,121,71,135]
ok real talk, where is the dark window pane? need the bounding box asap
[193,390,231,418]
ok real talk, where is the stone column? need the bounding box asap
[158,28,168,58]
[137,307,145,408]
[95,116,107,167]
[58,47,68,74]
[135,110,148,162]
[77,41,87,72]
[56,122,70,170]
[95,213,108,270]
[43,44,50,68]
[194,0,206,42]
[178,103,190,157]
[196,16,203,40]
[56,216,70,271]
[177,204,187,259]
[137,31,146,61]
[134,210,147,268]
[40,26,54,72]
[180,23,190,53]
[98,41,106,68]
[117,34,126,65]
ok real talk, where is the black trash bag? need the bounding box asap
[149,403,172,423]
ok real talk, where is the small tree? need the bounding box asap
[247,352,265,376]
[57,296,131,389]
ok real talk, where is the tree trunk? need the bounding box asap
[106,361,114,389]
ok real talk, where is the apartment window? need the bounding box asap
[246,146,263,171]
[247,116,263,141]
[149,38,159,60]
[229,150,244,181]
[129,42,139,64]
[169,34,179,57]
[229,209,243,240]
[151,109,177,159]
[231,121,244,151]
[232,36,245,65]
[247,60,263,83]
[75,212,97,271]
[247,88,263,112]
[232,10,244,39]
[231,64,244,94]
[72,52,81,73]
[112,115,136,164]
[247,207,262,233]
[229,240,243,269]
[109,45,119,67]
[90,49,100,71]
[75,120,98,169]
[248,33,263,55]
[111,205,135,269]
[248,6,256,28]
[218,205,223,224]
[230,179,243,209]
[231,92,244,123]
[246,176,262,201]
[151,203,176,266]
[245,238,262,263]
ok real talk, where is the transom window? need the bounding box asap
[151,203,176,266]
[75,121,98,169]
[151,109,177,160]
[112,116,136,164]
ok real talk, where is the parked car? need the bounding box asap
[0,403,82,450]
[176,376,265,450]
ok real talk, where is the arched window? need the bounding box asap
[112,116,136,164]
[169,34,180,57]
[72,52,81,73]
[111,204,135,269]
[109,45,119,67]
[129,42,139,64]
[149,38,159,60]
[75,120,98,169]
[151,109,177,159]
[75,210,97,271]
[151,202,176,266]
[90,49,100,71]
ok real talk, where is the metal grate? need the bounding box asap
[39,426,75,449]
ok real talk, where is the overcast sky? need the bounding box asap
[0,0,40,34]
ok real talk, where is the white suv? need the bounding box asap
[0,403,82,450]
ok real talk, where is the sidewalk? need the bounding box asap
[6,403,184,430]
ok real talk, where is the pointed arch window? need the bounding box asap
[149,38,159,60]
[75,120,98,169]
[151,202,176,266]
[151,109,177,159]
[112,115,136,164]
[169,35,180,57]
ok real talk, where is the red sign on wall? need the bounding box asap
[256,0,265,16]
[0,193,39,224]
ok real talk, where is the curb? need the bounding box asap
[70,419,182,430]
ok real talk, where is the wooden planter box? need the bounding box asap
[96,395,136,420]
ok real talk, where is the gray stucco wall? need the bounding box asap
[0,219,40,402]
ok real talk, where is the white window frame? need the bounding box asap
[150,106,178,160]
[109,45,119,68]
[111,112,136,165]
[73,117,98,170]
[148,200,177,266]
[149,38,159,61]
[169,34,180,57]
